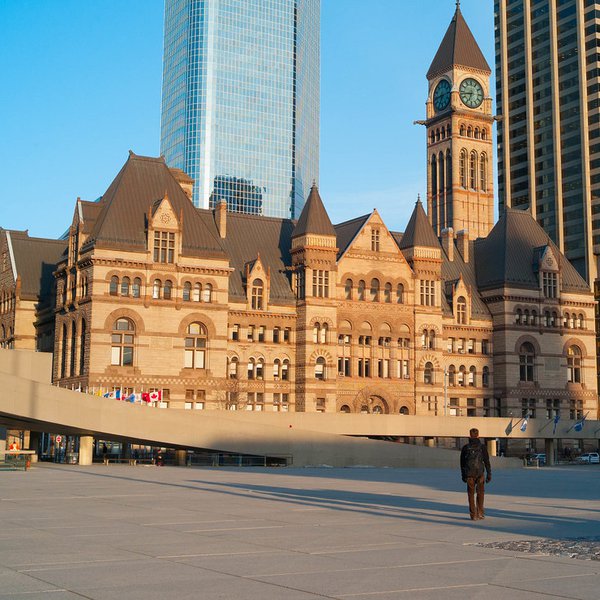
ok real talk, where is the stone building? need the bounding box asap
[45,150,596,428]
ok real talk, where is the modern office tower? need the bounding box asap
[495,0,600,284]
[160,0,320,218]
[425,4,495,239]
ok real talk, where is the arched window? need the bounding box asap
[469,151,477,189]
[61,323,68,377]
[120,276,130,297]
[193,283,201,302]
[111,318,135,366]
[474,127,480,139]
[358,280,366,301]
[81,276,88,298]
[567,346,582,383]
[384,282,392,303]
[396,283,404,304]
[467,126,473,138]
[69,321,77,377]
[544,310,551,327]
[480,153,487,191]
[79,319,86,376]
[256,358,264,379]
[446,150,452,191]
[228,356,238,378]
[578,314,584,329]
[460,124,466,136]
[552,311,558,327]
[247,358,255,380]
[430,131,435,144]
[109,276,119,296]
[481,128,487,140]
[448,364,456,386]
[273,358,281,379]
[428,329,435,349]
[313,323,320,343]
[281,359,290,381]
[315,357,326,380]
[531,310,538,326]
[370,278,380,302]
[340,405,351,413]
[516,308,522,324]
[163,280,173,300]
[519,342,535,382]
[482,366,490,387]
[184,322,207,369]
[251,279,263,310]
[424,362,434,385]
[152,279,162,299]
[458,365,466,386]
[431,154,437,194]
[460,149,467,187]
[132,277,141,298]
[523,309,530,325]
[320,323,328,344]
[399,406,410,415]
[344,279,353,300]
[456,296,467,324]
[202,283,212,303]
[183,281,191,302]
[469,366,476,386]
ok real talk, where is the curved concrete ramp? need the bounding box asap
[0,349,522,468]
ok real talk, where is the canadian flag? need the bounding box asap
[141,392,151,403]
[149,390,162,402]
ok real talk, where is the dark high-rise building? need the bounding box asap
[160,0,320,218]
[494,0,600,284]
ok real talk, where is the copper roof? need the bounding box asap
[84,153,225,258]
[427,7,491,78]
[474,209,590,293]
[334,214,371,259]
[292,185,336,238]
[397,199,440,250]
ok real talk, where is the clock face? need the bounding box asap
[433,79,451,111]
[459,78,484,108]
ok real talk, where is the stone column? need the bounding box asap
[79,436,94,466]
[545,439,555,466]
[176,450,187,466]
[0,426,6,458]
[486,439,497,457]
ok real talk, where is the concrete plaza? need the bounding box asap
[1,463,599,599]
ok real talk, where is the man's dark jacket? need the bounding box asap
[460,438,492,480]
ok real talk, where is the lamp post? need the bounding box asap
[443,366,448,417]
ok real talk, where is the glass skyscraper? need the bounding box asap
[160,0,320,218]
[495,0,600,284]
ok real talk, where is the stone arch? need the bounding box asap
[418,355,440,370]
[309,349,334,364]
[338,319,352,331]
[177,313,218,338]
[103,308,146,334]
[309,315,334,328]
[562,338,588,358]
[514,334,541,356]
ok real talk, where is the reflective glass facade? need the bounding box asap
[160,0,319,218]
[495,0,600,283]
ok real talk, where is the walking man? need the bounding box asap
[460,428,492,520]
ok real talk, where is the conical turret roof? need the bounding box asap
[292,184,336,238]
[398,198,440,250]
[427,6,490,79]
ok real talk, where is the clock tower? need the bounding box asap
[425,3,494,239]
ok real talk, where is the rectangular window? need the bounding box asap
[283,328,291,342]
[312,270,329,297]
[153,231,175,263]
[419,280,435,306]
[258,326,265,342]
[185,401,193,410]
[481,339,489,354]
[231,324,239,341]
[273,327,280,343]
[371,228,380,251]
[316,397,326,412]
[247,325,254,341]
[542,271,558,298]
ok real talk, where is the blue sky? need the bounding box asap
[0,0,494,238]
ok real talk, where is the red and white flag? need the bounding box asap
[149,390,162,402]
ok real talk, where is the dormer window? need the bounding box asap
[371,228,380,251]
[251,279,264,310]
[153,231,175,263]
[542,271,558,298]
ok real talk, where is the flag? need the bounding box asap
[520,417,528,432]
[103,392,111,398]
[505,419,514,436]
[142,392,151,403]
[126,393,136,403]
[574,413,588,432]
[552,413,560,435]
[149,390,162,403]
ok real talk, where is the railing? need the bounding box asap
[0,450,35,471]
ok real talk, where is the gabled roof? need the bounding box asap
[397,199,440,250]
[474,209,590,293]
[334,214,371,259]
[195,209,296,303]
[292,185,336,239]
[84,153,225,258]
[6,231,66,301]
[427,7,491,79]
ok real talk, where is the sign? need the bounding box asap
[55,435,62,444]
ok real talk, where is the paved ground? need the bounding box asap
[1,463,599,599]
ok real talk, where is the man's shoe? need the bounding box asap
[478,514,485,520]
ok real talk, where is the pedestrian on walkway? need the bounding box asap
[102,443,109,465]
[460,428,492,521]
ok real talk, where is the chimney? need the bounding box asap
[441,227,454,261]
[169,168,194,202]
[456,230,469,263]
[214,200,227,238]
